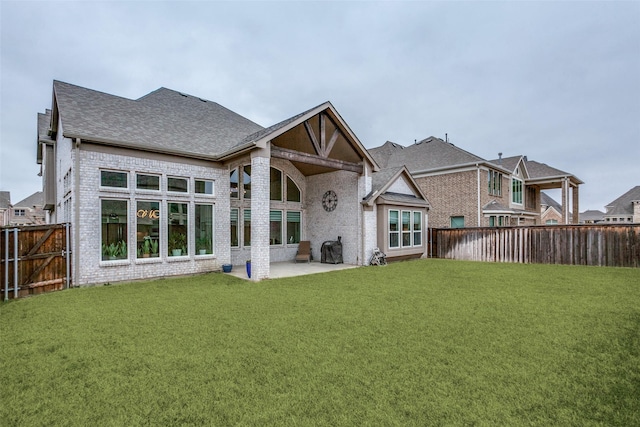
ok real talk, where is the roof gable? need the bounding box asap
[363,166,430,207]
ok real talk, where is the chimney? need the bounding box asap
[633,200,640,223]
[498,152,502,165]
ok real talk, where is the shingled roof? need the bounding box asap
[50,81,265,159]
[368,137,486,173]
[605,186,640,216]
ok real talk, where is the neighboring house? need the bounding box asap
[0,191,11,226]
[579,209,604,224]
[368,138,582,228]
[490,155,582,226]
[602,186,640,224]
[37,81,430,285]
[540,192,563,225]
[8,191,47,226]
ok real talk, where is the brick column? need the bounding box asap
[561,177,569,224]
[250,150,270,280]
[572,184,579,224]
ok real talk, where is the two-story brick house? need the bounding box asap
[369,138,582,228]
[602,186,640,224]
[37,81,430,285]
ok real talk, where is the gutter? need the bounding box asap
[74,138,81,287]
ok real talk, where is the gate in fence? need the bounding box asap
[1,224,71,300]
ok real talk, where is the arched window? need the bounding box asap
[286,176,301,202]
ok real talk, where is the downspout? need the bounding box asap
[476,164,481,226]
[74,138,81,286]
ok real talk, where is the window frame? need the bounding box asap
[101,198,129,262]
[195,179,214,196]
[136,173,161,191]
[100,170,129,190]
[512,178,523,205]
[195,204,214,255]
[389,209,400,248]
[167,176,189,194]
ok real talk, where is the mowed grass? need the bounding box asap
[1,259,639,426]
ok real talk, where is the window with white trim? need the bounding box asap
[101,199,128,261]
[101,170,128,189]
[413,212,422,246]
[389,210,400,248]
[230,208,239,247]
[195,204,213,255]
[512,178,523,204]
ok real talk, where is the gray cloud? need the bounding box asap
[1,1,638,211]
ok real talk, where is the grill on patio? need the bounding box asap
[321,236,343,264]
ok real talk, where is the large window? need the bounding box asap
[286,211,301,244]
[270,168,282,201]
[243,209,251,247]
[101,170,128,189]
[168,202,188,256]
[195,204,213,255]
[512,178,523,204]
[230,208,239,247]
[389,210,400,248]
[101,199,128,261]
[136,201,160,258]
[270,210,282,245]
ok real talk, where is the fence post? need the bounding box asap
[65,223,71,289]
[4,228,8,301]
[13,228,19,299]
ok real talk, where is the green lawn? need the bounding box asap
[1,259,639,426]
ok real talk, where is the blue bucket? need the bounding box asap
[222,264,233,273]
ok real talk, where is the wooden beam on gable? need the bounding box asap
[271,146,363,173]
[304,121,323,156]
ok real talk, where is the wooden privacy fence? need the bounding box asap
[1,224,71,300]
[434,224,640,268]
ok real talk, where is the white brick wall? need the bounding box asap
[71,148,228,286]
[306,170,362,264]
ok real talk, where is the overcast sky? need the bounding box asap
[1,1,638,211]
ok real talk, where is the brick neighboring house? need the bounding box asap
[369,138,582,228]
[0,191,11,226]
[602,186,640,224]
[540,192,563,224]
[8,191,47,226]
[37,81,429,285]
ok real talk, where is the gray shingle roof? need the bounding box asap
[363,166,430,207]
[52,81,264,159]
[540,191,562,211]
[605,186,640,216]
[14,191,44,208]
[579,209,604,222]
[369,137,485,173]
